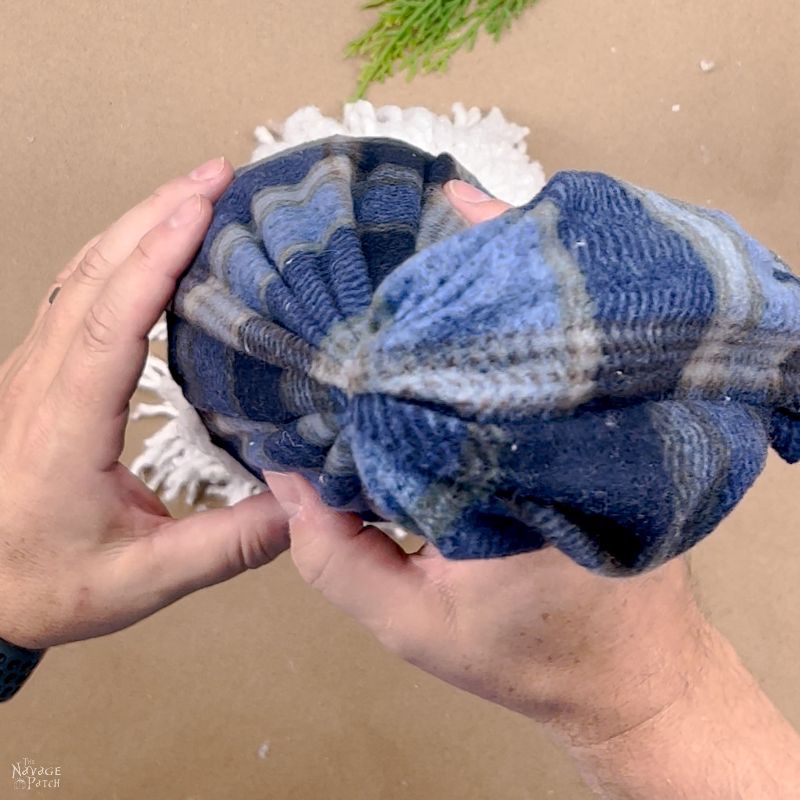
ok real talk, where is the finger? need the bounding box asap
[35,157,232,365]
[111,490,290,614]
[35,234,102,323]
[51,193,213,467]
[7,234,105,380]
[2,227,109,399]
[264,472,425,635]
[443,180,513,225]
[55,232,105,289]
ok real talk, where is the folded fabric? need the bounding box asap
[166,135,800,575]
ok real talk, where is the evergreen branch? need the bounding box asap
[346,0,539,99]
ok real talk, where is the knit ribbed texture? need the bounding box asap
[167,135,800,575]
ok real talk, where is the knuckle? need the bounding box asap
[81,301,116,355]
[225,505,271,573]
[62,233,103,280]
[233,518,282,573]
[236,533,272,571]
[139,183,179,218]
[132,236,159,272]
[55,265,74,284]
[290,538,334,592]
[74,245,112,287]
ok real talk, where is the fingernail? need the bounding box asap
[445,180,492,204]
[168,194,202,228]
[189,156,225,180]
[263,471,301,519]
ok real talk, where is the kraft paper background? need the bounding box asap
[1,2,798,797]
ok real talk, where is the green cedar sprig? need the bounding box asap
[346,0,539,99]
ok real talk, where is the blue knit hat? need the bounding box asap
[166,136,800,575]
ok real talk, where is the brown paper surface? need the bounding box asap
[1,2,798,797]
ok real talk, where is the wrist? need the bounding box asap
[562,623,800,797]
[0,573,54,651]
[0,597,40,650]
[546,608,711,750]
[522,558,709,748]
[556,610,713,747]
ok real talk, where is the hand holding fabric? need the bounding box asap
[0,158,290,650]
[262,181,710,748]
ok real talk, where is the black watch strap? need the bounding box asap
[0,638,44,701]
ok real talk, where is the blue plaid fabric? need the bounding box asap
[166,136,800,575]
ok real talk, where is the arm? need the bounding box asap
[563,619,800,798]
[443,182,800,796]
[267,467,800,798]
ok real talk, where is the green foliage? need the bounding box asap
[346,0,539,99]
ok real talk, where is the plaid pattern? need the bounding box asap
[167,136,800,575]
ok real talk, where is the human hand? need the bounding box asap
[0,158,289,650]
[266,467,707,747]
[262,179,711,749]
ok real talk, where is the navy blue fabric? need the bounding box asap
[167,136,800,575]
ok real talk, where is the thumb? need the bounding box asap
[264,471,425,642]
[119,490,291,609]
[443,180,514,225]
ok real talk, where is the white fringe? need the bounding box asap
[130,101,546,510]
[250,101,544,206]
